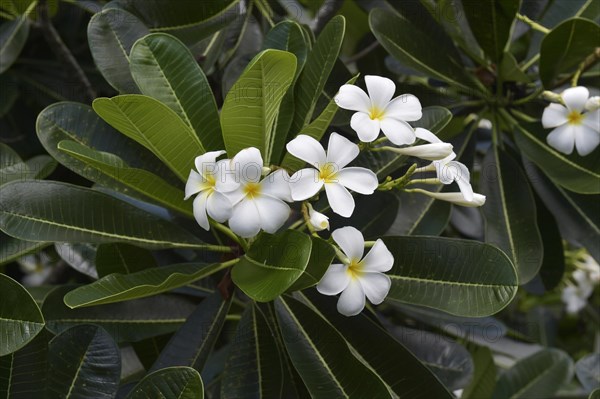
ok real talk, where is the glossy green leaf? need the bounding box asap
[231,230,311,301]
[64,262,226,308]
[492,349,574,399]
[274,296,391,398]
[499,51,530,83]
[480,147,543,284]
[24,155,57,179]
[0,232,48,266]
[462,346,497,399]
[0,14,29,74]
[87,8,149,93]
[388,192,451,236]
[57,140,192,217]
[130,33,224,151]
[0,274,44,356]
[263,20,309,78]
[0,143,31,186]
[55,243,98,279]
[287,236,336,292]
[540,18,600,87]
[591,389,600,399]
[514,121,600,194]
[220,49,296,162]
[383,236,518,316]
[95,243,156,277]
[0,181,205,249]
[93,94,204,182]
[462,0,521,62]
[126,366,203,399]
[48,325,120,399]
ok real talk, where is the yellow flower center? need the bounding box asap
[567,111,584,125]
[243,182,261,198]
[319,163,338,183]
[347,259,363,279]
[369,107,385,120]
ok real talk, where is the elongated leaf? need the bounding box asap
[462,346,497,399]
[130,33,224,151]
[514,121,600,194]
[480,147,543,284]
[540,18,600,87]
[231,230,312,301]
[43,286,197,342]
[383,236,518,317]
[126,366,203,399]
[0,143,32,185]
[576,354,600,393]
[0,275,44,356]
[287,236,336,292]
[0,181,205,249]
[263,20,309,77]
[492,349,574,399]
[87,8,149,93]
[220,49,296,162]
[93,94,204,181]
[64,262,225,308]
[55,243,98,279]
[275,296,391,397]
[48,325,120,399]
[58,140,192,216]
[462,0,521,62]
[0,232,48,266]
[95,243,156,277]
[0,15,29,74]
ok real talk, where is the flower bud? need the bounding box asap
[308,204,329,231]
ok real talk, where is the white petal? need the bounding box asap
[359,272,391,305]
[228,199,261,238]
[316,263,350,295]
[337,278,365,316]
[350,112,380,142]
[392,143,454,161]
[384,94,422,121]
[254,196,290,234]
[334,84,371,112]
[542,103,569,128]
[585,96,600,111]
[337,167,378,194]
[326,133,359,168]
[448,161,473,202]
[325,182,355,217]
[562,86,589,112]
[414,127,442,143]
[547,124,576,155]
[261,169,292,201]
[380,118,416,145]
[224,186,245,206]
[582,109,600,131]
[286,135,327,167]
[194,150,226,176]
[574,124,600,156]
[206,191,232,223]
[435,159,469,186]
[360,239,394,272]
[185,169,207,200]
[231,147,263,183]
[289,169,323,201]
[415,190,486,207]
[192,191,210,230]
[365,75,396,109]
[308,205,329,231]
[332,226,364,261]
[214,159,239,193]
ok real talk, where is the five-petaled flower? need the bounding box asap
[317,226,394,316]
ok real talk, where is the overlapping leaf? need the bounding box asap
[126,367,203,399]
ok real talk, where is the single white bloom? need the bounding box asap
[561,269,594,314]
[317,226,394,316]
[226,147,292,238]
[185,150,238,230]
[415,150,475,202]
[410,189,486,207]
[578,254,600,284]
[18,253,53,286]
[286,133,378,217]
[542,86,600,156]
[307,203,329,231]
[334,75,422,145]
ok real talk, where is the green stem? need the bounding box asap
[301,202,317,235]
[407,178,441,185]
[195,243,236,253]
[570,48,600,87]
[210,221,248,252]
[516,13,550,34]
[512,86,544,105]
[520,54,540,71]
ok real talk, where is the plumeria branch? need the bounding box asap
[210,221,249,252]
[516,13,550,34]
[570,47,600,87]
[378,163,418,191]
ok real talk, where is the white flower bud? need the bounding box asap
[308,204,329,231]
[585,96,600,111]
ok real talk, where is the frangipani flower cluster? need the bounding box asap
[561,253,599,315]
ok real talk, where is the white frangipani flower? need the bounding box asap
[415,151,475,202]
[542,86,600,156]
[317,226,394,316]
[578,254,600,284]
[335,75,422,145]
[226,147,292,238]
[286,133,378,217]
[185,150,238,230]
[307,203,329,231]
[18,253,53,286]
[562,269,594,314]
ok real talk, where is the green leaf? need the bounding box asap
[57,140,192,217]
[43,286,197,342]
[383,236,518,317]
[150,292,231,373]
[0,274,44,356]
[492,349,574,399]
[274,296,391,398]
[95,243,157,277]
[24,155,57,179]
[289,15,345,136]
[48,325,120,399]
[576,353,600,393]
[287,236,336,292]
[0,143,32,186]
[540,18,600,88]
[0,180,205,249]
[87,8,149,93]
[130,33,224,151]
[462,0,521,63]
[591,388,600,399]
[0,232,48,266]
[462,346,497,399]
[387,193,451,236]
[64,262,226,308]
[514,121,600,194]
[369,8,472,90]
[499,52,530,83]
[480,147,543,284]
[231,230,311,301]
[263,20,309,78]
[220,49,296,163]
[0,14,29,74]
[126,366,203,399]
[55,243,98,279]
[92,94,204,182]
